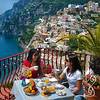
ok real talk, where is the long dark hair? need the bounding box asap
[27,48,40,66]
[67,54,82,74]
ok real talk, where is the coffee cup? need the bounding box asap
[33,66,38,70]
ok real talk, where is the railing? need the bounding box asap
[0,48,93,85]
[0,51,28,84]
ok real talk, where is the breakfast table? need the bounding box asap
[11,78,74,100]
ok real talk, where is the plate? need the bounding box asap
[23,87,39,96]
[55,84,65,90]
[47,86,56,93]
[49,78,57,82]
[41,86,56,94]
[56,89,66,96]
[37,82,46,88]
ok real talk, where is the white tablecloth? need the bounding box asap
[11,79,74,100]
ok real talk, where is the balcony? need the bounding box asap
[0,48,92,99]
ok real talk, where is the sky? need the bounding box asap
[0,0,19,15]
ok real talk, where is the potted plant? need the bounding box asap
[68,24,100,55]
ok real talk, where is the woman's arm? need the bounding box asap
[28,66,35,70]
[83,79,90,87]
[59,73,65,80]
[56,67,67,82]
[72,80,83,94]
[22,64,29,69]
[55,72,65,82]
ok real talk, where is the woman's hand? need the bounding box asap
[29,67,34,70]
[59,73,65,80]
[44,74,53,78]
[72,80,83,94]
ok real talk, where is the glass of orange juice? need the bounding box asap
[45,78,49,84]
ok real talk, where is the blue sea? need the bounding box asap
[0,35,23,58]
[0,0,22,58]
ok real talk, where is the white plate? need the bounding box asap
[55,84,64,89]
[37,82,46,87]
[49,78,57,82]
[56,89,66,96]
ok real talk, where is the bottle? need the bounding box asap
[22,78,26,86]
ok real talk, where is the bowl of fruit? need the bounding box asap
[23,79,38,96]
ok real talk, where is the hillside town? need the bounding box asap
[27,1,100,51]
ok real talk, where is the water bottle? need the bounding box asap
[22,78,26,87]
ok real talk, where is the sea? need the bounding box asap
[0,34,23,59]
[0,0,22,59]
